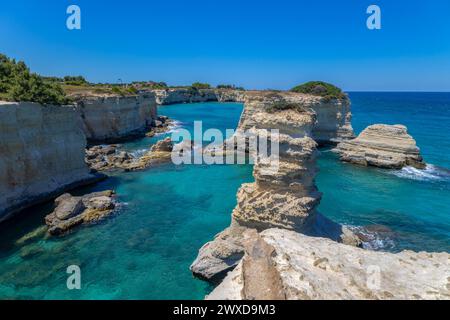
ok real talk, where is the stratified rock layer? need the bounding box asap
[236,91,354,145]
[74,93,157,143]
[335,124,425,169]
[191,92,353,282]
[153,89,246,105]
[0,102,101,223]
[208,228,450,300]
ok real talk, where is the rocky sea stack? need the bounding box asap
[334,124,426,169]
[190,91,358,282]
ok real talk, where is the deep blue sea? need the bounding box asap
[0,93,449,299]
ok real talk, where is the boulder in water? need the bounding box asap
[334,124,426,169]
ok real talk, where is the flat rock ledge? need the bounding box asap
[207,228,450,300]
[45,190,117,236]
[334,124,425,169]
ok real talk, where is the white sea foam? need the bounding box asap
[347,225,396,251]
[389,164,450,182]
[129,149,148,158]
[155,120,184,136]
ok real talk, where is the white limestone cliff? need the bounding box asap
[74,92,157,143]
[0,102,101,222]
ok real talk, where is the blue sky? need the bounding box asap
[1,0,449,91]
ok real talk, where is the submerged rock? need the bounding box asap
[207,228,450,300]
[334,124,426,169]
[45,190,117,236]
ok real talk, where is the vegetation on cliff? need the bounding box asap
[266,100,309,114]
[217,84,245,91]
[191,82,211,89]
[0,54,69,105]
[291,81,347,101]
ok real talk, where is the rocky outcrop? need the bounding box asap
[123,137,174,171]
[85,144,134,171]
[0,101,102,223]
[74,92,157,143]
[334,124,425,169]
[85,116,174,171]
[191,92,356,282]
[153,88,218,105]
[207,228,450,300]
[45,190,116,235]
[216,90,246,103]
[153,88,246,105]
[236,91,353,145]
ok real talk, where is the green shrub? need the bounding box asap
[217,84,245,91]
[266,101,308,113]
[191,82,211,90]
[63,75,88,86]
[127,86,138,94]
[290,81,346,101]
[0,53,69,105]
[111,86,124,96]
[217,84,234,89]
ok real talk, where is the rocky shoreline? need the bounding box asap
[85,116,174,171]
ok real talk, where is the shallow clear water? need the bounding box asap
[0,94,449,299]
[0,102,252,299]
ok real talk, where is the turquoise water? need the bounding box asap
[0,95,449,299]
[317,92,450,252]
[0,102,253,299]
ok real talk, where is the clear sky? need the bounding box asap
[1,0,449,91]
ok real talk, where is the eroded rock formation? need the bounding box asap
[236,91,353,145]
[190,92,356,282]
[334,124,425,169]
[45,190,117,235]
[153,88,246,105]
[207,228,450,300]
[0,102,102,223]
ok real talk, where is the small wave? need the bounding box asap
[155,120,184,136]
[389,164,450,182]
[348,225,396,251]
[129,149,148,158]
